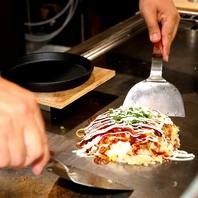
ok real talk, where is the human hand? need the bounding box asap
[139,0,180,62]
[0,77,49,175]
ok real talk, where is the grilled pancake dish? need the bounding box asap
[75,106,195,166]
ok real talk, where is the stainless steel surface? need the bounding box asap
[188,0,198,3]
[0,12,197,198]
[123,53,185,117]
[179,10,198,16]
[67,12,145,61]
[181,174,198,198]
[48,156,131,190]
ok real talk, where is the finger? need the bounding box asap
[13,95,44,167]
[161,16,180,62]
[21,101,50,175]
[0,78,49,172]
[13,100,49,173]
[147,19,161,43]
[31,138,50,175]
[23,118,44,168]
[33,104,50,158]
[0,123,10,168]
[7,124,26,169]
[30,107,50,175]
[0,103,26,169]
[139,2,161,43]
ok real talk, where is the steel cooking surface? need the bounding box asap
[0,13,197,198]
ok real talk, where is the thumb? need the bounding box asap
[146,20,161,43]
[139,0,161,43]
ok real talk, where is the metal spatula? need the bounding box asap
[47,156,131,190]
[123,43,185,117]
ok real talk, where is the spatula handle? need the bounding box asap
[153,41,163,55]
[147,42,166,82]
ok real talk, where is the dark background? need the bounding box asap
[0,0,139,68]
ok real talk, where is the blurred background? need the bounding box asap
[0,0,139,69]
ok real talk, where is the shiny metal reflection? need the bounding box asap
[188,0,198,3]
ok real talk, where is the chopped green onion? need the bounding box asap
[109,108,114,114]
[60,126,65,131]
[108,106,152,125]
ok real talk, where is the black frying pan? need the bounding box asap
[1,52,93,92]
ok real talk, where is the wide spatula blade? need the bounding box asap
[123,51,185,117]
[48,156,132,190]
[123,80,185,117]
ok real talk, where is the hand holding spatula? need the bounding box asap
[123,41,185,117]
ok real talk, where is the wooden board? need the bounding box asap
[34,67,115,109]
[173,0,198,12]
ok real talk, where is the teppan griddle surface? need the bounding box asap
[0,13,197,198]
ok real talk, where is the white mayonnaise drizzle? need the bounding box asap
[82,106,171,141]
[76,106,195,162]
[171,150,195,161]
